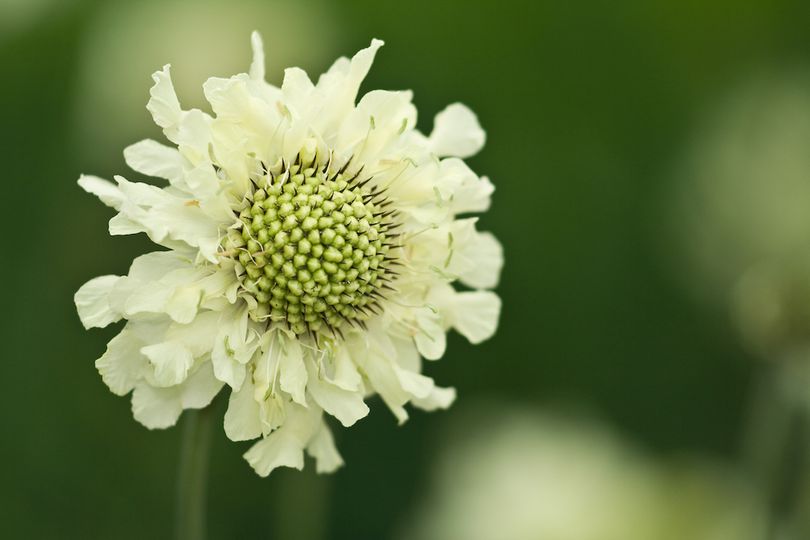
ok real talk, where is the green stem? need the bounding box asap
[175,405,215,540]
[742,364,810,539]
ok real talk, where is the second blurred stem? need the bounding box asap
[273,466,332,540]
[742,366,810,540]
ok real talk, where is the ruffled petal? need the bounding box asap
[243,404,320,477]
[78,175,124,210]
[75,275,122,329]
[305,356,369,427]
[428,103,486,158]
[131,360,222,429]
[413,308,447,361]
[147,65,183,139]
[277,338,308,406]
[140,340,195,387]
[306,420,344,473]
[224,373,262,441]
[124,139,186,185]
[449,291,501,344]
[95,326,149,396]
[411,385,456,411]
[457,231,503,290]
[352,333,410,424]
[211,305,256,391]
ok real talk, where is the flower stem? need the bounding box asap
[175,404,216,540]
[742,365,810,539]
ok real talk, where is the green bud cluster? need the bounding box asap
[223,156,398,335]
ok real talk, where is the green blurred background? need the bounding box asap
[2,0,810,538]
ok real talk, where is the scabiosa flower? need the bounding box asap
[74,33,502,476]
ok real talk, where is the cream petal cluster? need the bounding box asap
[75,33,502,476]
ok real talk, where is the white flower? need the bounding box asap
[74,32,503,476]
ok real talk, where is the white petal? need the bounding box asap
[243,404,319,477]
[336,89,416,158]
[174,108,213,163]
[449,291,501,344]
[131,360,223,429]
[414,308,447,361]
[147,65,182,138]
[211,341,247,391]
[458,231,503,289]
[455,175,494,214]
[352,335,411,424]
[249,31,265,81]
[211,305,254,390]
[331,345,363,392]
[281,67,315,110]
[428,103,486,158]
[78,175,124,210]
[95,327,148,396]
[278,338,308,406]
[224,374,262,441]
[123,139,185,184]
[306,420,344,474]
[140,341,194,387]
[313,39,384,132]
[305,357,369,427]
[411,385,456,411]
[75,275,122,329]
[393,365,434,400]
[110,176,222,261]
[434,158,494,215]
[165,285,203,324]
[180,360,224,409]
[162,311,220,358]
[131,382,182,429]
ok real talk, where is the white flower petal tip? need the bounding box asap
[249,31,265,81]
[77,33,502,477]
[77,175,124,209]
[147,65,181,131]
[429,103,486,158]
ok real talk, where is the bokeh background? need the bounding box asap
[2,0,810,538]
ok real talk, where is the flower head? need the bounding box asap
[75,33,502,476]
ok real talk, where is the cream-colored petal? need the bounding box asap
[457,231,503,290]
[305,357,369,427]
[75,275,122,329]
[450,291,501,344]
[414,308,447,361]
[278,337,308,406]
[131,382,182,429]
[224,373,262,441]
[123,139,185,184]
[78,175,124,210]
[131,360,222,429]
[243,404,320,477]
[95,327,148,396]
[211,305,254,390]
[428,103,486,158]
[353,336,410,424]
[147,64,182,139]
[180,360,224,409]
[249,31,265,81]
[140,340,195,387]
[306,420,344,473]
[411,385,456,411]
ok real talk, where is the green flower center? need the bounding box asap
[223,155,399,336]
